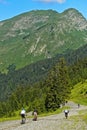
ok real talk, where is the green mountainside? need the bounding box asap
[0,8,87,118]
[0,8,87,72]
[0,43,87,101]
[70,80,87,105]
[0,56,87,117]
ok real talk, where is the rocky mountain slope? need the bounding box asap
[0,8,87,72]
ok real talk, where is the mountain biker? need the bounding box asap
[20,108,26,124]
[33,109,38,121]
[64,109,69,119]
[78,104,80,108]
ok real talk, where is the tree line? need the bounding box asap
[0,57,87,117]
[0,43,87,101]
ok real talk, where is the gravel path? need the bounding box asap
[0,101,87,130]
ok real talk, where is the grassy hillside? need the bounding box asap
[0,8,87,73]
[70,80,87,105]
[70,80,87,123]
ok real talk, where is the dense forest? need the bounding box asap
[0,57,87,118]
[0,43,87,101]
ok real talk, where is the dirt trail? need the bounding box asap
[0,101,87,130]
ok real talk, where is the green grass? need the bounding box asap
[70,79,87,124]
[1,80,87,123]
[78,109,87,124]
[69,109,87,125]
[70,80,87,105]
[82,114,87,124]
[0,116,20,122]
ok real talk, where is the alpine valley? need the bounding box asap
[0,8,87,110]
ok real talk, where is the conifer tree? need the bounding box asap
[45,58,71,111]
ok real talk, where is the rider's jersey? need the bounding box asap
[21,109,26,115]
[64,110,69,113]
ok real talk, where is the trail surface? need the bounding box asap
[0,101,87,130]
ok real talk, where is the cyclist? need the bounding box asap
[20,108,26,124]
[64,109,69,119]
[33,109,38,121]
[78,104,80,108]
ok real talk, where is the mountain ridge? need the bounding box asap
[0,8,87,72]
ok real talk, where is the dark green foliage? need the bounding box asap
[45,58,71,111]
[0,57,87,117]
[69,58,87,85]
[0,81,47,117]
[0,59,52,101]
[7,64,16,73]
[0,43,87,101]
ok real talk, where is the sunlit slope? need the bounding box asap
[70,80,87,105]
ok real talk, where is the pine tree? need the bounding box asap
[45,58,71,111]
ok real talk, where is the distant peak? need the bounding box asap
[62,8,86,19]
[63,8,80,13]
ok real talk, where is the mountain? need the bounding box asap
[0,43,87,101]
[0,8,87,73]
